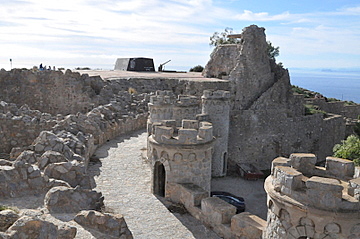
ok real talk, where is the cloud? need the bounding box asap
[0,0,359,70]
[234,10,292,21]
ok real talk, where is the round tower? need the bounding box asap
[148,119,214,198]
[172,95,200,127]
[265,153,360,239]
[201,90,231,177]
[147,90,174,135]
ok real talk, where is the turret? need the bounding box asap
[148,119,214,198]
[201,90,231,176]
[264,153,360,239]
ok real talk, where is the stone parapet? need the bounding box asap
[175,95,199,107]
[149,90,174,106]
[269,153,359,211]
[265,153,360,239]
[152,120,213,145]
[169,182,265,239]
[202,90,231,100]
[306,98,360,119]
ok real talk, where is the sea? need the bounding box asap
[289,69,360,103]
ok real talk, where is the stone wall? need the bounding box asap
[203,25,347,170]
[229,110,345,169]
[0,69,103,115]
[264,153,360,239]
[306,98,360,119]
[0,102,57,153]
[0,72,150,200]
[170,183,266,239]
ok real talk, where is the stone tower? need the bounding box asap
[147,119,214,198]
[147,90,174,135]
[265,153,360,239]
[202,90,231,177]
[147,91,199,134]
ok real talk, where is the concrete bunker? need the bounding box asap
[114,57,155,71]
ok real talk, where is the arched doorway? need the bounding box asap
[154,161,166,197]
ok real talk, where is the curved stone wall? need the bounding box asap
[264,153,360,239]
[202,90,230,176]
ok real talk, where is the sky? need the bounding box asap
[0,0,360,72]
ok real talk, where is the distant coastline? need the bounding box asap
[289,68,360,103]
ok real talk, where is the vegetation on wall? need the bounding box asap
[0,205,18,213]
[333,134,360,166]
[304,104,327,117]
[209,27,241,46]
[209,27,280,61]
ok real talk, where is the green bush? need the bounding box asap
[189,65,204,72]
[333,135,360,166]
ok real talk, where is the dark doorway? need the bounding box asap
[154,162,166,197]
[223,152,227,175]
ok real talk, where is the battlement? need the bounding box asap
[149,90,175,106]
[152,119,213,145]
[268,153,359,211]
[202,90,231,100]
[175,95,199,107]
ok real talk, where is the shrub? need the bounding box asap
[333,135,360,166]
[75,67,91,70]
[189,65,204,72]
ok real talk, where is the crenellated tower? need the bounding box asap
[265,153,360,239]
[201,90,231,177]
[148,119,214,197]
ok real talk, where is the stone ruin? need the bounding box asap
[0,24,359,238]
[203,25,359,170]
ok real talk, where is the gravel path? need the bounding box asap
[91,130,219,239]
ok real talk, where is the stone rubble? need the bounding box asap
[0,215,77,239]
[44,186,104,214]
[74,210,133,239]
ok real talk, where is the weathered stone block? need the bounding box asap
[231,212,265,239]
[349,177,360,200]
[4,216,76,239]
[272,166,303,193]
[178,129,198,144]
[325,156,355,178]
[177,183,208,208]
[44,186,103,213]
[201,197,236,225]
[154,126,173,142]
[289,153,316,173]
[0,210,19,232]
[306,176,343,209]
[271,157,290,175]
[182,120,199,129]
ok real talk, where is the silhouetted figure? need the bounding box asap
[39,63,43,70]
